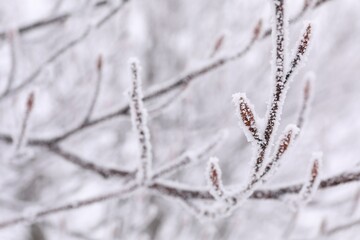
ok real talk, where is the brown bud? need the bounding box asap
[27,92,35,112]
[97,55,103,71]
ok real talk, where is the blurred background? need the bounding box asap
[0,0,360,239]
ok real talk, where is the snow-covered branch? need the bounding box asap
[129,60,153,184]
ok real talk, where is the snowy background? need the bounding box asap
[0,0,360,239]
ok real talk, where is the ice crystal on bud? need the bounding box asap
[259,124,300,181]
[298,153,322,203]
[289,152,322,210]
[206,157,226,200]
[232,93,262,144]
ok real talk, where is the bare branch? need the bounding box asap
[0,0,114,40]
[297,73,314,129]
[290,0,313,23]
[148,84,188,117]
[48,144,134,179]
[152,130,227,179]
[13,92,35,154]
[258,124,300,182]
[263,0,287,145]
[0,183,138,230]
[285,23,312,85]
[296,152,322,206]
[0,0,130,102]
[83,55,103,124]
[209,33,226,58]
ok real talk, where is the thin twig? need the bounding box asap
[129,60,153,184]
[0,0,130,102]
[0,0,111,40]
[0,0,333,145]
[0,183,138,230]
[83,55,103,124]
[13,92,35,153]
[47,144,134,179]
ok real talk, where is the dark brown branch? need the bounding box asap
[154,168,360,201]
[0,183,138,230]
[48,144,134,179]
[0,168,359,230]
[261,0,334,39]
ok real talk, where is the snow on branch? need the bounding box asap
[297,152,322,206]
[263,0,287,145]
[129,59,153,185]
[206,157,227,200]
[297,72,314,129]
[273,0,286,85]
[285,23,313,84]
[259,124,299,182]
[232,93,263,144]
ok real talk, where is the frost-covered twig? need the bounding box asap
[142,20,262,110]
[0,183,138,230]
[13,92,35,154]
[290,0,313,23]
[297,73,314,129]
[0,0,116,40]
[0,166,359,230]
[285,23,312,85]
[83,55,103,124]
[148,84,188,117]
[129,60,153,184]
[48,144,134,179]
[295,152,322,207]
[0,0,130,102]
[261,0,332,39]
[255,5,312,180]
[0,9,313,145]
[257,125,299,183]
[207,157,227,200]
[152,130,226,179]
